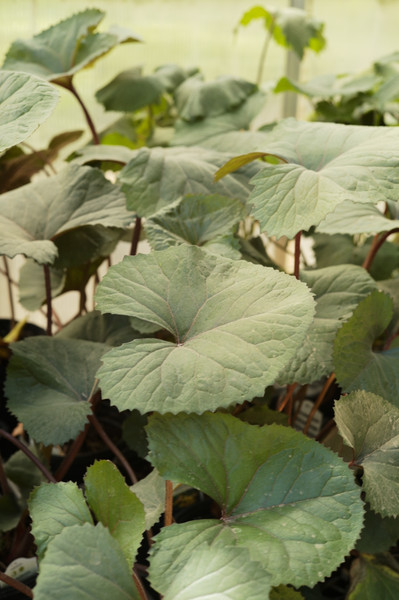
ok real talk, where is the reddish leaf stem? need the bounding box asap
[132,569,149,600]
[278,383,297,414]
[66,80,100,145]
[130,216,142,256]
[0,571,33,598]
[0,429,56,482]
[0,453,11,495]
[43,264,53,336]
[164,480,173,526]
[88,413,138,484]
[293,231,302,279]
[303,372,336,436]
[2,256,15,327]
[362,228,399,272]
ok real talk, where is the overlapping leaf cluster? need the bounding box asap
[2,6,399,600]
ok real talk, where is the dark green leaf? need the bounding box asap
[147,412,364,588]
[175,75,257,121]
[348,555,399,599]
[333,291,399,406]
[335,390,399,517]
[5,337,108,444]
[0,164,133,264]
[96,67,164,112]
[57,311,142,346]
[356,505,399,554]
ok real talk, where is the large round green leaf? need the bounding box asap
[95,245,315,414]
[0,164,133,264]
[246,119,399,238]
[118,146,261,218]
[2,9,141,83]
[333,291,399,406]
[0,71,58,152]
[335,391,399,517]
[5,337,108,444]
[32,523,140,600]
[278,265,376,384]
[147,412,364,588]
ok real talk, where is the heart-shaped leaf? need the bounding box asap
[244,119,399,238]
[278,265,376,384]
[0,164,133,264]
[0,70,58,152]
[96,66,165,112]
[333,290,399,405]
[29,482,93,560]
[84,460,145,566]
[95,245,315,414]
[119,146,262,218]
[175,75,257,121]
[147,412,364,588]
[2,9,141,83]
[32,523,140,600]
[335,391,399,517]
[5,337,108,444]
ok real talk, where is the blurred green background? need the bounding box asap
[1,0,399,144]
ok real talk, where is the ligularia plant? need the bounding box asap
[1,7,399,600]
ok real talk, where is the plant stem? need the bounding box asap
[256,20,275,86]
[3,256,16,327]
[43,265,53,336]
[0,453,11,495]
[303,372,336,436]
[278,383,297,414]
[164,480,173,526]
[88,413,138,484]
[0,429,56,482]
[362,228,399,271]
[64,80,100,145]
[55,423,91,481]
[55,387,101,480]
[130,216,142,256]
[0,571,33,598]
[293,230,302,279]
[132,569,149,600]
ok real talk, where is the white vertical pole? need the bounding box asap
[282,0,306,118]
